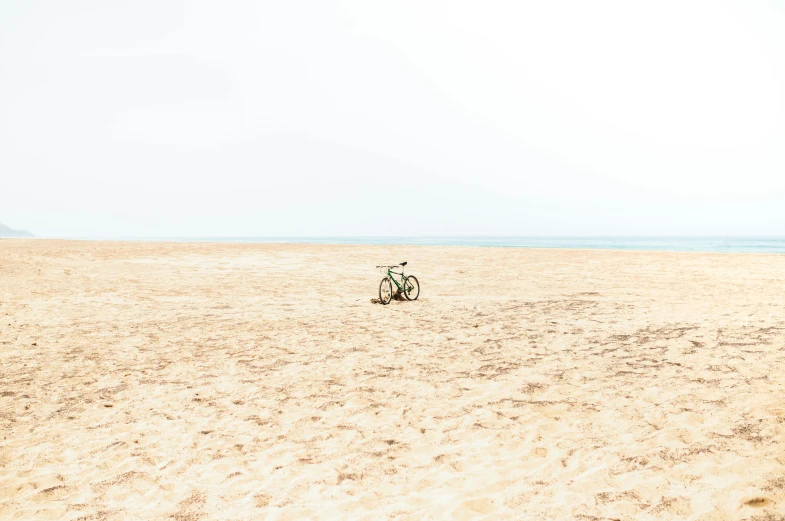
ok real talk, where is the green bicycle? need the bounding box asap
[376,261,420,305]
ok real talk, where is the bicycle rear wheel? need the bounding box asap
[403,275,420,301]
[379,277,393,305]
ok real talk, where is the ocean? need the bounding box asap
[108,236,785,253]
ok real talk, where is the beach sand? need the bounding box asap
[2,240,785,520]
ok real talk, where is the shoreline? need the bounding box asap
[3,236,785,255]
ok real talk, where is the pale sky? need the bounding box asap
[2,1,784,237]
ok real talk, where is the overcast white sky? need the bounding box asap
[1,1,784,237]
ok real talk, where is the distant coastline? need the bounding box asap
[0,223,33,238]
[50,236,785,253]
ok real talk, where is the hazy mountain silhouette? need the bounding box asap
[0,223,34,237]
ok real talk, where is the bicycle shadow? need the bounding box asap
[370,290,408,305]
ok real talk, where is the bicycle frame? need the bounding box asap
[384,266,407,291]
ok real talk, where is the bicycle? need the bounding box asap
[376,262,420,305]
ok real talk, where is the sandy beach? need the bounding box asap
[2,239,785,520]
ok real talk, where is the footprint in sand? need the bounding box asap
[743,496,773,508]
[458,498,494,516]
[254,493,271,507]
[32,485,71,502]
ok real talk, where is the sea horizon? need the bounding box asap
[38,235,785,253]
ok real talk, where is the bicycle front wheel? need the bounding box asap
[403,275,420,301]
[379,277,393,305]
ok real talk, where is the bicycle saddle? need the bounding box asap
[400,261,407,266]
